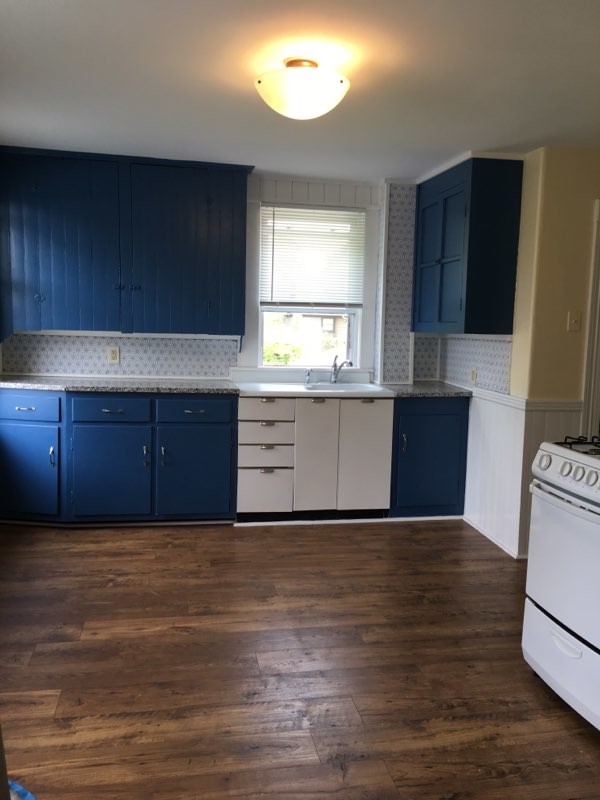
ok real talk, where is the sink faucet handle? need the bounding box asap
[305,368,313,385]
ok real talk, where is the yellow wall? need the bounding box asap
[509,147,600,400]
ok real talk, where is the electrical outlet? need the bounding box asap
[107,346,120,365]
[470,367,478,384]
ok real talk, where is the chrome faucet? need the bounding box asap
[330,354,353,383]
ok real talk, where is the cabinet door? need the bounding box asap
[3,154,121,332]
[128,164,247,335]
[413,181,466,333]
[156,425,234,517]
[71,425,152,517]
[294,398,340,511]
[0,422,59,516]
[391,398,468,516]
[337,399,394,510]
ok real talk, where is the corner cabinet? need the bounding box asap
[390,397,469,517]
[412,158,523,334]
[0,390,65,518]
[0,147,252,340]
[68,393,237,521]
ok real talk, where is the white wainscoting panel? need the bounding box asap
[464,391,526,558]
[464,389,582,558]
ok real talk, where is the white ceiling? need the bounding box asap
[1,0,600,182]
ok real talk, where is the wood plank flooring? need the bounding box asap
[0,519,599,799]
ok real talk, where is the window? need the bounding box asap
[259,205,366,366]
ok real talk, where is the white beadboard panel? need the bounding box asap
[464,389,583,558]
[464,392,526,558]
[248,173,384,209]
[441,336,512,394]
[381,184,416,383]
[2,333,238,378]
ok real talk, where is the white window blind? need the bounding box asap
[259,205,366,305]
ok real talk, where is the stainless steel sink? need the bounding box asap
[236,382,394,397]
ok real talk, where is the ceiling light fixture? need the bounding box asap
[255,58,350,120]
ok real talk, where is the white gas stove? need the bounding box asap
[523,437,600,731]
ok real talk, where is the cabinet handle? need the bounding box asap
[259,468,274,474]
[259,444,274,450]
[260,397,275,403]
[311,398,326,404]
[184,409,205,414]
[401,433,407,453]
[15,406,36,412]
[160,445,166,467]
[49,446,56,467]
[101,408,125,414]
[143,444,150,467]
[259,421,275,427]
[360,398,375,403]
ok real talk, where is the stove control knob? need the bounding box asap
[586,470,599,487]
[537,453,552,471]
[573,465,586,482]
[560,461,573,477]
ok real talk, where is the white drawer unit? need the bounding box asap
[237,396,296,513]
[238,397,295,421]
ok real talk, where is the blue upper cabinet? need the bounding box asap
[412,158,523,334]
[1,153,121,335]
[0,148,252,339]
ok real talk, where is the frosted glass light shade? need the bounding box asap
[255,58,350,120]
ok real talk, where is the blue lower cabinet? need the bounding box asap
[68,392,236,521]
[71,424,152,517]
[0,421,59,516]
[390,397,469,517]
[155,425,234,516]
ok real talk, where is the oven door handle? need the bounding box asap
[530,479,600,521]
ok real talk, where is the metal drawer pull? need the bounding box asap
[260,444,274,450]
[101,408,125,414]
[142,445,150,467]
[259,421,275,426]
[311,398,326,404]
[184,409,205,414]
[259,468,274,474]
[361,398,375,403]
[49,446,56,466]
[402,433,407,453]
[15,406,36,412]
[260,397,275,403]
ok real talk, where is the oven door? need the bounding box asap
[527,479,600,650]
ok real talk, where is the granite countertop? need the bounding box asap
[382,381,472,398]
[0,375,239,394]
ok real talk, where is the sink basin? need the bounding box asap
[236,382,394,398]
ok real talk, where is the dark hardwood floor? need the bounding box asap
[0,519,598,799]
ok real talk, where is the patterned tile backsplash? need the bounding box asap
[413,334,512,394]
[2,334,239,378]
[381,184,416,383]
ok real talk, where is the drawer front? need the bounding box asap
[238,444,294,468]
[71,395,152,423]
[238,420,295,445]
[0,392,60,421]
[156,396,235,423]
[237,468,294,513]
[238,397,295,421]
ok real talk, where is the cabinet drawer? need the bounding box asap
[238,444,294,468]
[238,397,295,421]
[238,420,295,444]
[71,396,151,422]
[0,392,60,421]
[156,396,234,423]
[237,468,293,513]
